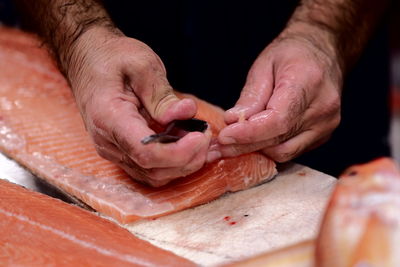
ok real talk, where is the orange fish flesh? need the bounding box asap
[0,27,277,224]
[0,179,195,266]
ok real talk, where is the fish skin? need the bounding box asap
[0,179,196,267]
[0,26,277,224]
[316,157,400,267]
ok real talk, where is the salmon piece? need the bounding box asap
[316,157,400,267]
[0,27,277,224]
[0,179,195,266]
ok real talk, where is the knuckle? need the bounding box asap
[181,161,204,176]
[147,180,165,188]
[89,109,105,129]
[228,145,243,157]
[274,124,299,145]
[133,151,153,168]
[332,113,341,128]
[277,119,290,135]
[321,95,341,130]
[119,154,136,168]
[234,133,254,144]
[275,79,291,91]
[240,87,259,100]
[324,113,341,134]
[91,132,104,146]
[110,130,135,156]
[273,153,293,163]
[306,65,324,86]
[326,92,341,112]
[134,53,164,75]
[270,144,300,163]
[269,152,286,163]
[95,147,110,160]
[132,59,152,76]
[271,134,287,145]
[118,160,142,178]
[148,171,164,181]
[146,171,175,185]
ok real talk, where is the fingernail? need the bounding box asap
[219,136,236,145]
[209,142,219,151]
[207,150,221,163]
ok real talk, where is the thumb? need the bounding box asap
[124,58,197,125]
[224,54,274,124]
[147,81,197,125]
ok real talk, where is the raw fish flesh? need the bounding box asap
[0,27,277,223]
[0,179,195,266]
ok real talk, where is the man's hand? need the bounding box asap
[217,0,389,162]
[14,0,212,186]
[218,28,342,162]
[66,27,211,186]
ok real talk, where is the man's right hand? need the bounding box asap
[65,27,211,187]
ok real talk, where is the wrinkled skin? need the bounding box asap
[66,27,212,187]
[217,29,343,162]
[14,0,387,187]
[67,25,343,186]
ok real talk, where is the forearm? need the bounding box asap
[283,0,389,73]
[14,0,118,73]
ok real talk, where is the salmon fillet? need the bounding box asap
[0,27,277,223]
[0,179,195,266]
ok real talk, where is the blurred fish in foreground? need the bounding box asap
[229,158,400,267]
[317,157,400,267]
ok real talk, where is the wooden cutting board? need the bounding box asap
[125,163,336,266]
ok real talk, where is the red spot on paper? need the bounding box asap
[298,172,306,176]
[151,218,157,221]
[224,216,231,221]
[229,221,237,225]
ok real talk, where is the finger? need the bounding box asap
[219,107,304,145]
[114,118,211,169]
[261,130,330,163]
[146,138,210,184]
[92,139,123,163]
[92,145,189,188]
[224,56,274,124]
[217,140,270,158]
[92,91,212,170]
[219,64,313,145]
[134,131,210,169]
[122,58,197,125]
[217,121,303,158]
[219,85,306,145]
[117,136,210,187]
[90,142,155,185]
[205,138,222,163]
